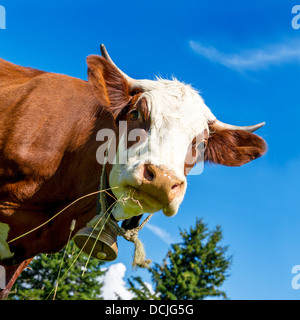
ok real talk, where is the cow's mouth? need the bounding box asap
[122,185,163,213]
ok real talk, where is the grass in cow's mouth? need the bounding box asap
[123,185,161,209]
[119,188,143,209]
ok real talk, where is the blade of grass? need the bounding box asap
[8,187,118,244]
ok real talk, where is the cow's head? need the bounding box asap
[87,45,267,221]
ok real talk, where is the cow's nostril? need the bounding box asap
[171,184,179,190]
[170,183,183,198]
[143,164,155,181]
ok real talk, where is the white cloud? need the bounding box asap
[99,263,134,300]
[189,39,300,71]
[145,223,174,244]
[99,262,154,300]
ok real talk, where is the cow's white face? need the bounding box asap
[87,51,266,223]
[109,79,215,220]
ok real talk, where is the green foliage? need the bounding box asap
[127,276,159,300]
[8,241,107,300]
[128,219,232,300]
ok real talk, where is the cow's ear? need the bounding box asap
[86,55,131,118]
[205,129,267,166]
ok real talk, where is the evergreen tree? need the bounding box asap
[128,219,232,300]
[8,241,107,300]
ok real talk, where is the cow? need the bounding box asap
[0,45,267,299]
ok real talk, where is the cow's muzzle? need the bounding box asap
[136,163,185,216]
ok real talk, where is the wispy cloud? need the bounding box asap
[145,223,174,244]
[189,39,300,71]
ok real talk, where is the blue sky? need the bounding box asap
[1,0,300,299]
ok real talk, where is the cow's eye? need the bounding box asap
[129,110,141,121]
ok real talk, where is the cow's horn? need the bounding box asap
[100,44,134,84]
[211,119,265,133]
